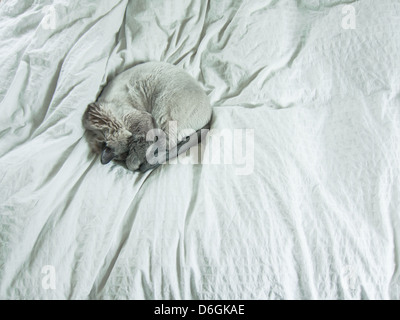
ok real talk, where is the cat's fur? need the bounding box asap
[83,62,212,172]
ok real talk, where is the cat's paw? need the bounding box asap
[139,162,161,173]
[126,157,141,172]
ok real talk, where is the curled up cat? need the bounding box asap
[82,62,213,173]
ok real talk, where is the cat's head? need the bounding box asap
[82,102,154,168]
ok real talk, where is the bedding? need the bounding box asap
[1,0,400,299]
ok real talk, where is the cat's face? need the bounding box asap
[83,102,155,170]
[83,103,133,164]
[100,130,132,164]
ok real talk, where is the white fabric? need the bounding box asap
[1,0,400,299]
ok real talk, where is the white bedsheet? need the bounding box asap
[1,0,400,299]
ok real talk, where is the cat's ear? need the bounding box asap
[83,102,121,132]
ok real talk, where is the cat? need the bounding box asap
[82,62,212,172]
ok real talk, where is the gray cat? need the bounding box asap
[83,62,212,172]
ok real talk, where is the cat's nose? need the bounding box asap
[101,146,115,165]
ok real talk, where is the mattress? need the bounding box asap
[1,0,400,299]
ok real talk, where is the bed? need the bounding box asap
[1,0,400,299]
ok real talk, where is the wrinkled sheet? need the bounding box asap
[1,0,400,299]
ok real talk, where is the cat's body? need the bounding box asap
[83,62,212,172]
